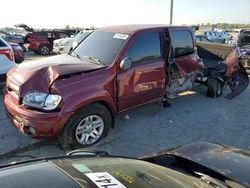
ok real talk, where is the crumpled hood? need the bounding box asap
[167,142,250,187]
[7,54,104,96]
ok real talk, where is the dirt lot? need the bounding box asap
[0,52,249,164]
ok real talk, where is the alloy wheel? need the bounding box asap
[75,115,104,145]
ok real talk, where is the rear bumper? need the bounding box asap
[4,93,74,138]
[14,53,24,63]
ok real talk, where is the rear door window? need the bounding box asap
[35,32,47,38]
[47,32,53,38]
[56,32,68,39]
[0,39,7,47]
[126,31,162,66]
[0,32,6,39]
[170,30,194,58]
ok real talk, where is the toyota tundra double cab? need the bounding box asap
[4,25,248,149]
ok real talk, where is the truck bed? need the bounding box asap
[196,41,233,68]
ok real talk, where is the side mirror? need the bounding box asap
[120,57,132,71]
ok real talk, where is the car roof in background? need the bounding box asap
[0,37,10,48]
[98,24,192,34]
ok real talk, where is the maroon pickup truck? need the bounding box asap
[4,25,249,149]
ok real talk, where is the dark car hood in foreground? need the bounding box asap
[7,54,105,95]
[165,142,250,187]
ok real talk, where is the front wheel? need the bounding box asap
[59,103,112,149]
[207,78,224,98]
[39,44,50,55]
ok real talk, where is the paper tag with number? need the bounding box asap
[85,172,126,188]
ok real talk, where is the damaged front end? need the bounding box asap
[198,47,249,99]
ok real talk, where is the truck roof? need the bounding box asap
[98,24,192,34]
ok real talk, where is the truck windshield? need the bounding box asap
[73,30,128,66]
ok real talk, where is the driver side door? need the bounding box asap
[117,30,167,112]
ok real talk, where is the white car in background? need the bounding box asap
[53,30,93,54]
[0,37,16,82]
[195,31,226,43]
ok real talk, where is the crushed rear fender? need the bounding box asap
[225,63,249,99]
[224,47,249,99]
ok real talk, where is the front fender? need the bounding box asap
[61,88,117,115]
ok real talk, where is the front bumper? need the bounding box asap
[53,45,65,54]
[4,93,73,138]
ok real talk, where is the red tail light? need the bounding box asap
[0,49,14,61]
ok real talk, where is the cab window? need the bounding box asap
[126,32,162,66]
[170,30,194,58]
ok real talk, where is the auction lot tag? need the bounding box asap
[85,172,126,188]
[114,33,129,40]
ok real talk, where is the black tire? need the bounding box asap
[207,78,224,98]
[39,44,50,55]
[20,44,26,52]
[59,103,112,150]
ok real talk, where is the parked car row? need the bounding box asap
[195,30,233,43]
[0,31,25,51]
[0,31,25,64]
[13,24,80,55]
[0,37,16,82]
[26,30,78,55]
[4,25,249,150]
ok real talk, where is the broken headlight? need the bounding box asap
[23,90,62,111]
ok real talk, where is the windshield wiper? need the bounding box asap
[70,51,81,59]
[82,56,104,65]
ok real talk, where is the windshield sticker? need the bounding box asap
[114,33,129,40]
[72,163,92,173]
[85,172,126,188]
[112,170,135,184]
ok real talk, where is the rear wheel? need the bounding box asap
[207,78,224,98]
[39,44,50,55]
[59,103,112,149]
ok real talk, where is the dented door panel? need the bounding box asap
[117,60,166,112]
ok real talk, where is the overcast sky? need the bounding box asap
[1,0,250,29]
